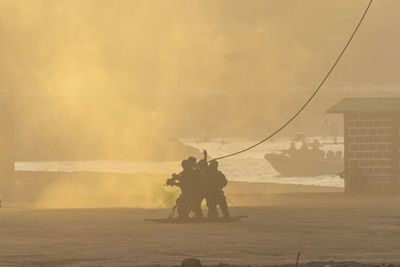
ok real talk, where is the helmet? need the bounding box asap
[209,160,218,169]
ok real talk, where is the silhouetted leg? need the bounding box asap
[344,177,350,193]
[217,192,230,218]
[190,195,203,218]
[176,194,189,218]
[206,195,218,219]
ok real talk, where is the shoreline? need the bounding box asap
[2,171,342,208]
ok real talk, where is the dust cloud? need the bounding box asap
[31,173,175,209]
[1,0,399,144]
[0,0,399,208]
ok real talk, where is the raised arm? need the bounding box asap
[203,149,208,162]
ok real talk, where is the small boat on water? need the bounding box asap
[265,141,343,177]
[291,132,307,142]
[321,140,344,145]
[265,153,343,177]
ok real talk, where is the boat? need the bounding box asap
[291,132,307,142]
[265,146,343,177]
[321,137,344,145]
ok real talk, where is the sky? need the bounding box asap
[0,0,399,159]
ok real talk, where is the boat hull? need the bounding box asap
[265,153,343,177]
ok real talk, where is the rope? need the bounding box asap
[156,189,180,209]
[152,0,373,213]
[147,189,180,218]
[213,0,373,161]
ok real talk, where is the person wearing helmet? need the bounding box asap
[171,159,191,218]
[204,160,229,219]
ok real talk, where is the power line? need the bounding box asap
[152,0,374,213]
[213,0,373,161]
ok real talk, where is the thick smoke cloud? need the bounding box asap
[0,0,398,148]
[1,0,398,208]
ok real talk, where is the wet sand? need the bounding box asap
[1,178,400,266]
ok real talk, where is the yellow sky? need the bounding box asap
[0,0,398,139]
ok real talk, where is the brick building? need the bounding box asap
[0,89,14,183]
[327,97,400,192]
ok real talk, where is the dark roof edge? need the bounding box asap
[326,97,400,114]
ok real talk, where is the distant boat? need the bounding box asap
[291,132,306,142]
[265,150,343,177]
[321,137,344,145]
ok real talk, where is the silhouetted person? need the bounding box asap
[289,142,296,151]
[285,142,297,156]
[171,160,191,218]
[165,160,191,218]
[169,152,206,218]
[311,139,320,150]
[187,156,197,169]
[326,150,335,160]
[190,150,209,218]
[346,161,363,193]
[184,158,204,218]
[188,170,204,218]
[166,159,203,218]
[205,160,229,219]
[300,140,309,151]
[310,140,324,159]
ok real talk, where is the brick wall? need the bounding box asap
[398,115,400,184]
[345,113,395,186]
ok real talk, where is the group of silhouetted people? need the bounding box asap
[286,140,342,160]
[165,150,229,219]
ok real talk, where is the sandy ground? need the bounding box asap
[1,176,400,266]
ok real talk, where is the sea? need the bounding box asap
[15,137,344,188]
